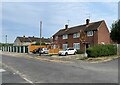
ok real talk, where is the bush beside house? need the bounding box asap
[86,45,117,57]
[76,50,84,54]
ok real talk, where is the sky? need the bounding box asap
[1,1,119,43]
[118,1,120,19]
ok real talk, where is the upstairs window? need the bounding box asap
[63,34,68,39]
[87,31,93,36]
[55,36,58,40]
[73,33,80,38]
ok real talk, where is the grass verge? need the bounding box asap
[78,55,119,63]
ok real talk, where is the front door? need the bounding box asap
[86,43,90,48]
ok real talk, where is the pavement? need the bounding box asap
[0,51,119,83]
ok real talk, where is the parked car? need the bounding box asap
[32,48,49,54]
[58,48,77,56]
[41,48,49,54]
[32,48,42,54]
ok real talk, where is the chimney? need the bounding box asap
[86,19,90,25]
[65,24,68,29]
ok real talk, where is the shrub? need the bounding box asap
[76,50,84,54]
[86,45,117,58]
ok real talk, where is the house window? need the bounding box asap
[73,33,80,38]
[87,31,93,36]
[63,34,68,39]
[63,44,68,50]
[52,45,58,49]
[73,43,80,50]
[55,36,58,40]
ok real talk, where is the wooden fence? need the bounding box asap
[49,48,62,54]
[29,45,47,52]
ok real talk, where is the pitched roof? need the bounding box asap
[28,37,51,43]
[16,37,51,43]
[53,20,104,36]
[17,37,31,42]
[28,37,40,42]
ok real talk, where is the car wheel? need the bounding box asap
[74,52,76,55]
[65,52,67,56]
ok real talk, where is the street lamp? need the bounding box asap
[39,19,42,56]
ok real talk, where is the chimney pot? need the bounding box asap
[65,24,68,29]
[86,19,90,25]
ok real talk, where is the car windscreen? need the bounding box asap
[44,48,48,50]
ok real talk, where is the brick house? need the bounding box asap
[53,19,110,51]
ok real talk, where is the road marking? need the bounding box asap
[2,63,34,83]
[0,69,6,72]
[22,77,33,83]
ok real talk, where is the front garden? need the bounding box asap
[78,44,119,63]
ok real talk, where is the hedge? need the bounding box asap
[86,45,117,57]
[76,50,84,54]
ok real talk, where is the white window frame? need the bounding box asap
[63,34,68,39]
[73,43,80,50]
[55,36,58,40]
[73,34,77,38]
[73,33,80,38]
[87,31,93,36]
[62,44,68,50]
[76,33,80,38]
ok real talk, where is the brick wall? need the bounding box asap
[55,34,80,49]
[98,21,110,44]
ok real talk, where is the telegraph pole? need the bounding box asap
[39,19,42,56]
[5,35,7,44]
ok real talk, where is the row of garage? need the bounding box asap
[0,46,29,53]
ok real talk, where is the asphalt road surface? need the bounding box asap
[1,54,119,83]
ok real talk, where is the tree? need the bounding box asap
[110,19,120,44]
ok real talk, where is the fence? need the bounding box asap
[49,48,62,54]
[0,46,29,53]
[29,45,47,52]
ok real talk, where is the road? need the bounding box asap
[1,54,119,83]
